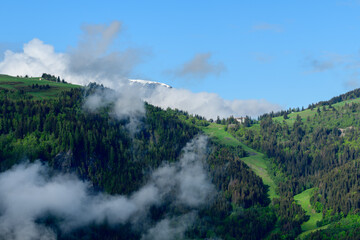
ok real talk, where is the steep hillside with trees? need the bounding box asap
[0,76,274,239]
[7,75,360,239]
[228,91,360,239]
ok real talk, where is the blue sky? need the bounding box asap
[1,0,360,110]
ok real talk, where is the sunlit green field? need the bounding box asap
[0,74,81,99]
[294,188,323,231]
[273,97,360,125]
[201,123,241,147]
[201,123,278,200]
[294,188,330,239]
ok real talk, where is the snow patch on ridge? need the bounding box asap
[129,79,172,89]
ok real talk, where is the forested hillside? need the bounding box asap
[0,76,275,240]
[228,90,360,239]
[5,74,360,239]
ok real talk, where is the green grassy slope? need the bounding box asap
[273,109,317,124]
[0,74,81,99]
[239,142,279,199]
[272,97,360,125]
[294,188,323,232]
[201,123,279,199]
[201,123,241,147]
[242,96,360,134]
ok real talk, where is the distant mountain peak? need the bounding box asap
[129,79,172,89]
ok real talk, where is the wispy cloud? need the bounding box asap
[306,58,335,73]
[68,21,146,86]
[304,52,354,73]
[304,51,360,89]
[252,23,283,33]
[167,53,226,80]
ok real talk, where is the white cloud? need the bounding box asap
[143,86,281,119]
[0,39,67,79]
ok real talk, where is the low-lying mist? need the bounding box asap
[0,135,214,240]
[83,84,146,133]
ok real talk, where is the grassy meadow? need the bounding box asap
[201,123,279,200]
[0,74,81,99]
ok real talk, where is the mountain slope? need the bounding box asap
[201,122,278,200]
[228,90,360,239]
[5,73,360,239]
[0,77,274,240]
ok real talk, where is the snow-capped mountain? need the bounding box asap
[129,79,172,89]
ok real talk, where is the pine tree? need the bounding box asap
[283,112,289,119]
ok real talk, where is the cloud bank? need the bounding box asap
[143,86,281,119]
[0,135,214,240]
[0,21,281,118]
